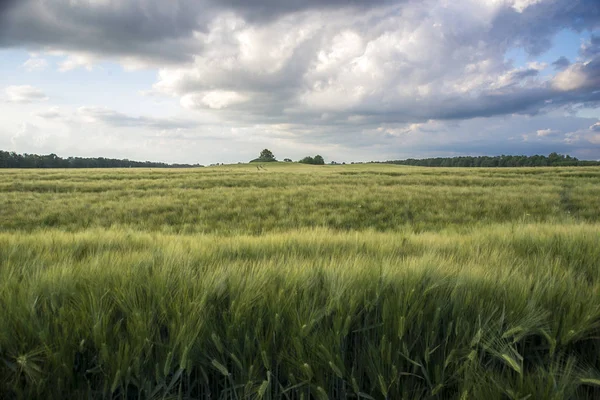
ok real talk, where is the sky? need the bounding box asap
[0,0,599,164]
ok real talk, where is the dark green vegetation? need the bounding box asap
[0,150,202,168]
[1,163,599,399]
[386,152,600,167]
[6,149,595,170]
[299,155,325,165]
[250,149,278,163]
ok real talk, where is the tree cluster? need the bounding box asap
[0,151,202,168]
[250,149,278,163]
[384,153,599,167]
[298,155,325,165]
[250,150,326,165]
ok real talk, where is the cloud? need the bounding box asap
[370,114,600,160]
[5,103,600,163]
[2,0,600,161]
[0,0,18,16]
[551,56,570,71]
[552,58,600,92]
[148,0,600,129]
[536,128,559,137]
[590,122,600,132]
[581,34,600,59]
[10,121,51,149]
[1,0,389,67]
[181,91,249,110]
[511,0,544,13]
[0,0,206,66]
[588,134,600,145]
[34,107,63,120]
[216,0,398,22]
[77,106,197,130]
[57,53,97,72]
[4,85,48,103]
[23,56,48,71]
[1,0,598,67]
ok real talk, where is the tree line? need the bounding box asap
[250,149,325,165]
[0,151,202,168]
[298,155,325,165]
[384,153,600,167]
[3,149,598,169]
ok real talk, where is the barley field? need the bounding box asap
[1,163,599,399]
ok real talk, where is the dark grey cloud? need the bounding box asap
[435,58,600,121]
[381,115,600,161]
[580,56,600,86]
[215,0,396,21]
[0,0,18,15]
[0,0,21,26]
[511,68,539,80]
[428,89,553,121]
[552,56,571,70]
[0,0,206,64]
[581,34,600,59]
[318,87,568,124]
[490,0,600,57]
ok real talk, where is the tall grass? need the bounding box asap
[0,165,599,398]
[1,164,599,234]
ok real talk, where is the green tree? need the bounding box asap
[299,156,315,164]
[260,149,276,161]
[298,155,325,165]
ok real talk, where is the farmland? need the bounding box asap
[1,163,599,399]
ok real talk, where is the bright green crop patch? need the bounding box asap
[0,164,599,399]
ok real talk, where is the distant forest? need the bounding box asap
[385,153,600,167]
[2,150,599,168]
[0,151,202,168]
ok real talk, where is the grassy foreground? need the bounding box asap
[0,164,599,399]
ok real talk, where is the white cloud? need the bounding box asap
[527,61,547,71]
[181,91,249,110]
[11,122,50,148]
[552,63,589,91]
[57,53,97,72]
[511,0,544,13]
[4,85,48,103]
[23,56,48,72]
[536,128,559,137]
[148,0,600,127]
[34,106,63,119]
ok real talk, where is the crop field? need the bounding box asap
[1,163,600,399]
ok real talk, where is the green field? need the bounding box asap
[1,164,599,399]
